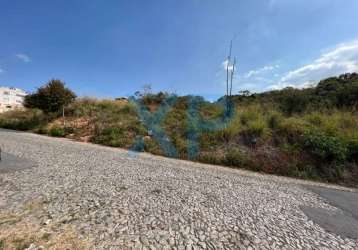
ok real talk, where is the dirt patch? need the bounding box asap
[0,199,93,250]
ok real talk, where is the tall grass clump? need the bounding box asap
[235,105,271,145]
[0,109,45,131]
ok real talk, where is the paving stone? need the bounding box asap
[0,129,357,249]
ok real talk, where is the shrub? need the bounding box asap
[303,131,348,163]
[120,102,137,115]
[244,119,269,138]
[170,135,187,158]
[303,111,358,140]
[197,152,225,165]
[143,137,164,155]
[278,88,311,114]
[238,107,259,126]
[66,97,99,117]
[198,101,225,120]
[91,127,133,148]
[49,127,66,137]
[305,112,324,126]
[267,111,283,129]
[288,164,320,180]
[240,119,270,146]
[220,123,240,142]
[200,129,229,148]
[163,108,187,137]
[279,142,302,154]
[276,117,311,143]
[223,148,248,167]
[47,126,75,137]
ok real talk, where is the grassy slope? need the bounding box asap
[1,74,357,186]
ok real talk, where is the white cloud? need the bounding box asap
[16,53,31,63]
[228,64,279,93]
[271,40,358,90]
[268,81,316,91]
[246,64,279,78]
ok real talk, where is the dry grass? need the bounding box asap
[45,226,93,250]
[0,199,93,250]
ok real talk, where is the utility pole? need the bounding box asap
[229,57,236,100]
[227,40,233,95]
[62,106,66,127]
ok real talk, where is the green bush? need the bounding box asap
[278,88,311,115]
[206,127,234,144]
[47,126,75,137]
[303,131,348,162]
[244,120,269,138]
[267,111,283,129]
[303,111,358,140]
[223,148,248,167]
[49,127,66,137]
[91,127,133,148]
[238,107,259,126]
[305,112,324,126]
[276,117,311,143]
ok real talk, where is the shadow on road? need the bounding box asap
[301,186,358,239]
[0,152,36,174]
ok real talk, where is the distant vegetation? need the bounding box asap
[1,73,357,186]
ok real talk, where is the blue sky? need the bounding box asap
[1,0,358,100]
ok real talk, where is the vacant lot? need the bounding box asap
[0,129,357,249]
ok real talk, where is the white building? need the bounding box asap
[0,86,27,113]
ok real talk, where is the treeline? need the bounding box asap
[228,73,358,114]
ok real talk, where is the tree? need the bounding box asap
[277,87,311,115]
[24,79,76,113]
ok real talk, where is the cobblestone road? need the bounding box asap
[1,129,357,249]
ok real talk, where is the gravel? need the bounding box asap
[1,128,358,249]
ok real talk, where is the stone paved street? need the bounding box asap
[1,129,358,249]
